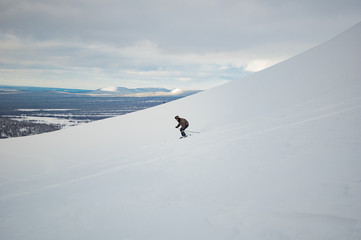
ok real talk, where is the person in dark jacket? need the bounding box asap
[175,116,189,137]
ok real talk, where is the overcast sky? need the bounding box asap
[0,0,360,90]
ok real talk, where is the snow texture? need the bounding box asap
[1,22,361,240]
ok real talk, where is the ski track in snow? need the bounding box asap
[0,155,165,201]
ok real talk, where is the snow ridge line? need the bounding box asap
[233,104,361,141]
[189,103,361,153]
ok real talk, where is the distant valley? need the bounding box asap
[0,85,200,138]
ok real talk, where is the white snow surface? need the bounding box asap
[171,88,184,94]
[99,86,119,92]
[1,23,361,240]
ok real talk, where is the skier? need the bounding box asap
[175,116,189,138]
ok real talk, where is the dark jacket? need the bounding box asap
[176,118,189,130]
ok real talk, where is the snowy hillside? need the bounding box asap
[1,22,361,240]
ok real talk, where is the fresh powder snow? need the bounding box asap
[1,22,361,240]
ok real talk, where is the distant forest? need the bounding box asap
[0,117,61,139]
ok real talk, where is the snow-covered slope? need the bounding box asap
[1,22,361,240]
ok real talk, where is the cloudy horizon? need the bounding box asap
[1,0,360,90]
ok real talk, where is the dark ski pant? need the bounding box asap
[180,124,189,137]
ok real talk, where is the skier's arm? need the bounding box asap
[175,123,180,128]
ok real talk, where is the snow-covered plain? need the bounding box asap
[1,22,361,240]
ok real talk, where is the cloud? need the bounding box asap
[0,0,361,89]
[244,59,282,72]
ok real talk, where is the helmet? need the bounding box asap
[175,116,180,119]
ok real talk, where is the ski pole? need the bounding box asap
[186,130,200,134]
